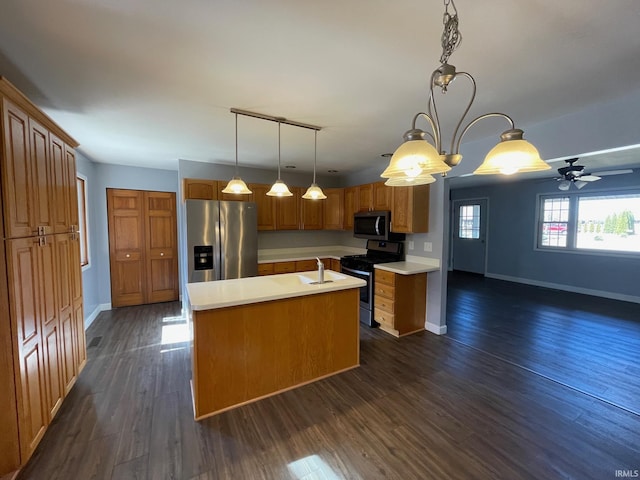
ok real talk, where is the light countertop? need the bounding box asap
[187,270,367,311]
[374,257,441,275]
[258,246,365,263]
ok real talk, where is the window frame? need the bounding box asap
[535,187,640,258]
[458,203,481,239]
[77,173,91,270]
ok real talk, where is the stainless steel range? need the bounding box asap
[340,240,403,327]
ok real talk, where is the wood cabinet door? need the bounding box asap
[39,236,63,420]
[50,133,69,234]
[343,187,358,230]
[301,197,324,230]
[323,188,344,230]
[183,178,218,200]
[275,187,300,230]
[29,119,55,235]
[55,234,77,394]
[6,237,48,459]
[65,146,79,232]
[250,184,276,230]
[107,189,146,307]
[373,181,392,211]
[2,99,35,239]
[144,191,179,304]
[358,183,373,212]
[391,185,429,233]
[70,234,87,371]
[73,299,86,372]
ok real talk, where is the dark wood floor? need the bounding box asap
[17,288,640,479]
[447,270,640,416]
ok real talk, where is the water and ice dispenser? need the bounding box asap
[193,245,214,271]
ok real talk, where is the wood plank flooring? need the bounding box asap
[447,271,640,416]
[17,292,640,479]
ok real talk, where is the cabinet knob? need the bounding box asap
[126,254,131,258]
[160,252,164,256]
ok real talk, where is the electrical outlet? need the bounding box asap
[408,241,414,250]
[424,242,432,252]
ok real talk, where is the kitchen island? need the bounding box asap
[186,270,366,420]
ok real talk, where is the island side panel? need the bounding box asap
[192,288,359,419]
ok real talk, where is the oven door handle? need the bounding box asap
[341,266,371,277]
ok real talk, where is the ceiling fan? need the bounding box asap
[555,158,633,190]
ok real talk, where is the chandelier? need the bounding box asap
[382,0,550,186]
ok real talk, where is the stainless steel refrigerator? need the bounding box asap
[186,200,258,282]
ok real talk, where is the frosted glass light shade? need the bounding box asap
[474,139,550,175]
[302,183,327,199]
[382,140,450,178]
[384,173,436,186]
[266,179,293,197]
[221,176,252,194]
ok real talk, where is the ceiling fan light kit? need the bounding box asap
[382,0,551,185]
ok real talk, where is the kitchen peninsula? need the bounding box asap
[186,270,366,419]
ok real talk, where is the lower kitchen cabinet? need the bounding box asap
[374,269,426,337]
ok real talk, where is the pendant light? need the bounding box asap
[222,113,252,195]
[302,130,326,200]
[382,0,550,185]
[266,121,293,197]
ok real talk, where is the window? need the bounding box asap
[77,175,90,267]
[576,194,640,253]
[540,197,569,247]
[538,191,640,255]
[459,204,480,239]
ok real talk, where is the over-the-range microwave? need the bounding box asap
[353,210,405,241]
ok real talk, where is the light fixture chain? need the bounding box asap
[440,0,462,65]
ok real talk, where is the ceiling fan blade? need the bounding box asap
[579,175,601,182]
[592,169,634,176]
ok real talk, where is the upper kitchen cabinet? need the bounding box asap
[275,187,300,230]
[2,99,35,239]
[373,181,392,211]
[391,184,430,233]
[183,178,218,200]
[301,197,324,230]
[249,183,277,231]
[323,188,344,230]
[357,183,373,212]
[343,186,358,230]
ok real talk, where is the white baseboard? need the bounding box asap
[485,273,640,304]
[84,303,112,330]
[425,322,447,335]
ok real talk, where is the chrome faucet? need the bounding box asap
[316,257,325,284]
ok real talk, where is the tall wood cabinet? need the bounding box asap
[107,189,179,308]
[0,77,85,476]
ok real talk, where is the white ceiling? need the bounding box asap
[1,0,640,183]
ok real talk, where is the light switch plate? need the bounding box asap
[424,242,432,252]
[408,241,414,250]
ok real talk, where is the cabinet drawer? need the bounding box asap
[374,307,395,328]
[375,295,395,313]
[375,269,395,286]
[274,261,296,273]
[295,259,317,272]
[258,263,274,276]
[374,283,395,299]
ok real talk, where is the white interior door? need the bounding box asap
[452,199,488,274]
